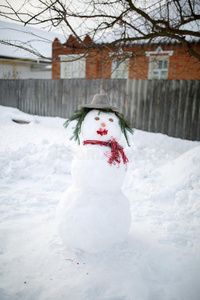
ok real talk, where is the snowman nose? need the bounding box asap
[101,122,106,127]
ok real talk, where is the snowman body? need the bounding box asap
[56,110,131,253]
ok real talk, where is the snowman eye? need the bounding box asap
[95,117,100,121]
[109,118,114,122]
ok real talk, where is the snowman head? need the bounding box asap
[64,94,133,146]
[81,109,121,142]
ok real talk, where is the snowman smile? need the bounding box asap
[97,128,108,136]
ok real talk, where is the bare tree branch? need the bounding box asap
[0,0,199,60]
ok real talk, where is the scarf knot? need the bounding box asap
[83,139,129,167]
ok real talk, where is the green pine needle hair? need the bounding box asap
[64,108,133,146]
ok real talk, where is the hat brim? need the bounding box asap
[78,104,120,112]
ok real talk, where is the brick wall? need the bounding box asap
[168,43,200,80]
[52,36,200,80]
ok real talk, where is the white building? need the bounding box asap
[0,20,65,79]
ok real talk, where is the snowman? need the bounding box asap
[56,94,133,253]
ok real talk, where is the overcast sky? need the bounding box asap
[0,0,66,34]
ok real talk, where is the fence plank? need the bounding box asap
[162,80,171,135]
[182,80,193,140]
[149,80,157,133]
[141,80,148,131]
[153,80,163,133]
[190,80,200,141]
[168,80,179,138]
[0,79,199,141]
[144,80,152,132]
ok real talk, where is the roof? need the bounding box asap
[0,20,65,61]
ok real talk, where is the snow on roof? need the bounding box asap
[0,20,66,61]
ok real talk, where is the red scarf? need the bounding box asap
[83,139,129,167]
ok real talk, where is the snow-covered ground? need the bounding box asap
[0,105,200,300]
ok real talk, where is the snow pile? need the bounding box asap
[0,105,200,300]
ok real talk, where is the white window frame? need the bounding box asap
[146,46,173,80]
[111,58,129,79]
[148,56,169,80]
[59,54,86,78]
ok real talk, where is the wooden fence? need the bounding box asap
[0,79,199,141]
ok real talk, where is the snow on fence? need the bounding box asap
[0,78,199,141]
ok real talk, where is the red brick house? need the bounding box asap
[52,35,200,80]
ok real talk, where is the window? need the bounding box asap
[60,55,86,78]
[146,46,173,80]
[148,56,169,79]
[111,58,129,79]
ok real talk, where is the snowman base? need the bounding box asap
[56,185,131,253]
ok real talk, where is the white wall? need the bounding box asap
[0,61,51,79]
